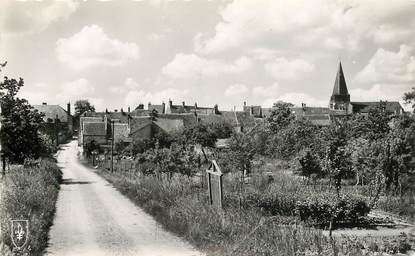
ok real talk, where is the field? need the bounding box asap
[94,157,415,256]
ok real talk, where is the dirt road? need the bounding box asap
[46,141,203,256]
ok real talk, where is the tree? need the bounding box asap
[74,99,95,116]
[403,87,415,113]
[321,123,353,196]
[227,132,255,175]
[266,101,294,133]
[0,76,46,163]
[149,109,158,121]
[208,121,233,139]
[269,119,320,159]
[74,100,95,120]
[180,123,217,148]
[73,99,95,130]
[298,149,321,181]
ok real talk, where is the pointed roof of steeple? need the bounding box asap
[332,62,349,96]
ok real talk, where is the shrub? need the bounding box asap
[295,193,370,227]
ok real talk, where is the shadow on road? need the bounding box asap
[61,178,94,185]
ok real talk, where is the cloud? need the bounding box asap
[88,97,105,111]
[56,78,95,102]
[56,25,139,69]
[124,88,189,107]
[355,45,415,86]
[349,84,389,102]
[265,58,314,80]
[110,77,141,94]
[194,0,415,54]
[0,0,78,36]
[19,78,98,107]
[224,84,248,96]
[249,48,281,61]
[162,53,252,79]
[252,83,279,98]
[263,92,327,108]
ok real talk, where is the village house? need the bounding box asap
[148,100,219,115]
[33,102,74,144]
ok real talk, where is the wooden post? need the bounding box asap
[111,120,115,173]
[206,160,223,209]
[55,115,59,147]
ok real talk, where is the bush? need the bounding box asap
[0,159,61,255]
[295,193,370,227]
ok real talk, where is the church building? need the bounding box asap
[328,62,404,116]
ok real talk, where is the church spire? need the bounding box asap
[332,61,349,96]
[329,61,350,111]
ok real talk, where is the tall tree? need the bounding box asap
[0,75,46,163]
[321,123,353,196]
[74,99,95,116]
[266,101,294,133]
[74,99,95,129]
[403,87,415,113]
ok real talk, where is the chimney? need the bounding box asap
[148,102,151,110]
[114,109,118,112]
[244,101,246,107]
[194,102,198,109]
[121,108,124,113]
[250,106,254,116]
[42,102,47,105]
[128,106,130,113]
[214,104,219,114]
[67,102,71,115]
[182,101,185,107]
[165,99,173,114]
[162,101,166,114]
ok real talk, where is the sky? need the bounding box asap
[1,0,414,112]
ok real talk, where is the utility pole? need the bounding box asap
[111,120,115,173]
[55,114,59,147]
[0,103,4,175]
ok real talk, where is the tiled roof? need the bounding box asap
[130,109,150,116]
[243,105,262,117]
[129,117,152,134]
[83,122,107,136]
[350,101,403,113]
[158,113,197,127]
[81,112,105,118]
[33,105,70,122]
[112,123,130,141]
[197,111,257,129]
[291,107,331,126]
[154,118,184,133]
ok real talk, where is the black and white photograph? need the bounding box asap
[0,0,415,255]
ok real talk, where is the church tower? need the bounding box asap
[329,62,350,112]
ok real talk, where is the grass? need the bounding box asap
[95,163,415,256]
[0,159,61,255]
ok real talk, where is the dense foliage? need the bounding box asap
[0,73,51,163]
